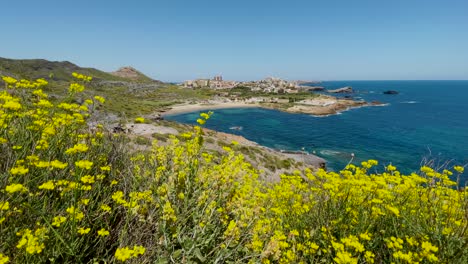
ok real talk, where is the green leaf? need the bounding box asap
[173,249,183,259]
[194,248,206,263]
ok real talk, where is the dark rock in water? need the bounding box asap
[344,95,353,100]
[229,126,243,131]
[383,90,399,95]
[328,86,353,93]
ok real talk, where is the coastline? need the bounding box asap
[158,97,385,175]
[161,97,383,117]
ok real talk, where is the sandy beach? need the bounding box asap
[161,102,260,116]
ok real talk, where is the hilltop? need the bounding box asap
[111,66,154,82]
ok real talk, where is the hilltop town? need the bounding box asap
[182,75,323,94]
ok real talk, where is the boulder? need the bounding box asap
[383,90,399,95]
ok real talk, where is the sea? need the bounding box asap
[166,81,468,183]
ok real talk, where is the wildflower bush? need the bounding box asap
[0,74,467,263]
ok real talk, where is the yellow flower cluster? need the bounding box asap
[72,72,92,82]
[196,111,213,125]
[69,83,85,93]
[0,253,9,264]
[115,245,146,262]
[97,228,110,236]
[65,143,89,154]
[16,228,47,255]
[2,76,48,89]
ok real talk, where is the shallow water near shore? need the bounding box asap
[167,80,468,182]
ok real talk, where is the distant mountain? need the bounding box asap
[0,57,158,83]
[110,66,154,82]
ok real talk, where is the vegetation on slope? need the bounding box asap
[0,57,219,118]
[0,57,135,82]
[0,74,467,264]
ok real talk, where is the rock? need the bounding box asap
[149,113,164,121]
[328,86,353,93]
[126,123,178,136]
[383,90,399,95]
[280,151,327,169]
[112,124,128,133]
[307,86,325,91]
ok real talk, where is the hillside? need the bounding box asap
[0,57,151,83]
[0,57,207,117]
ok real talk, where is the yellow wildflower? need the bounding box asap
[51,216,67,227]
[115,245,145,262]
[0,253,9,264]
[69,83,85,93]
[135,117,145,123]
[2,76,17,85]
[100,165,111,171]
[38,181,55,190]
[334,251,358,264]
[77,227,91,235]
[16,229,45,254]
[0,201,9,211]
[75,160,93,170]
[80,175,95,184]
[359,232,372,241]
[2,101,22,111]
[101,204,112,212]
[66,206,84,221]
[364,251,375,263]
[65,143,89,154]
[115,247,133,262]
[97,228,110,236]
[10,166,29,175]
[5,183,27,193]
[453,165,464,173]
[50,160,67,169]
[94,95,105,103]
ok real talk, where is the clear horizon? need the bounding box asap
[1,0,468,82]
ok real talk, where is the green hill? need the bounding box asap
[0,57,155,83]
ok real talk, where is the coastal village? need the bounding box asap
[171,75,379,116]
[182,75,321,93]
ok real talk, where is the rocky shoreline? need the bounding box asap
[160,95,384,117]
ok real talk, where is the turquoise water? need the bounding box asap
[167,81,468,182]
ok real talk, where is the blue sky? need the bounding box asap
[1,0,467,81]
